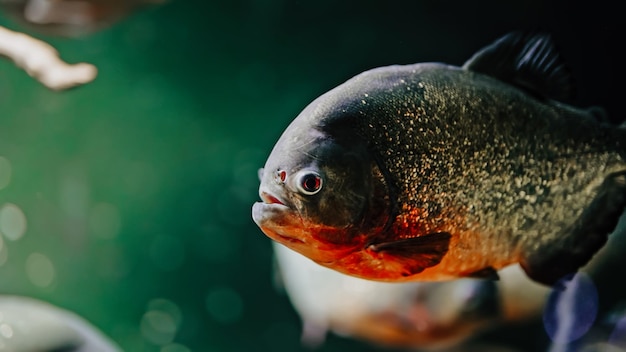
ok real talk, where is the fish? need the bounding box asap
[272,242,549,351]
[0,0,164,37]
[251,32,626,286]
[0,295,121,351]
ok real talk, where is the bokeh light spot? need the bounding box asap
[140,298,182,346]
[141,311,176,346]
[0,203,27,241]
[0,157,11,190]
[88,202,122,239]
[148,299,183,328]
[149,235,185,272]
[543,272,598,344]
[25,252,56,288]
[0,323,13,338]
[205,286,243,325]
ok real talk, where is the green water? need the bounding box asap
[0,1,621,351]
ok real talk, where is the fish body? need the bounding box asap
[252,32,626,285]
[0,0,162,37]
[0,295,121,352]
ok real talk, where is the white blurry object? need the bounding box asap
[274,242,549,350]
[0,26,97,90]
[0,295,120,352]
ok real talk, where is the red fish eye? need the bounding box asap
[297,172,323,195]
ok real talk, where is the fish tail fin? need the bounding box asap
[521,171,626,286]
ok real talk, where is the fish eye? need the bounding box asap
[296,171,323,195]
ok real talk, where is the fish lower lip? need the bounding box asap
[260,191,286,205]
[251,201,290,227]
[253,201,288,210]
[251,203,303,244]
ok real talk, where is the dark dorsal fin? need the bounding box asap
[462,32,574,103]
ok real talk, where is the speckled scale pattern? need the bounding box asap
[333,63,625,275]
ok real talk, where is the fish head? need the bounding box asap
[252,107,391,265]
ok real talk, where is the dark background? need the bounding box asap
[0,1,623,351]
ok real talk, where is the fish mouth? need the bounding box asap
[252,191,303,244]
[253,191,291,215]
[251,202,305,245]
[260,191,286,206]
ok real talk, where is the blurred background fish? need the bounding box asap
[273,242,550,351]
[0,295,120,351]
[0,0,164,37]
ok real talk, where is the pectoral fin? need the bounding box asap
[369,232,451,276]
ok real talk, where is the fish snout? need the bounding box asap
[257,166,288,206]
